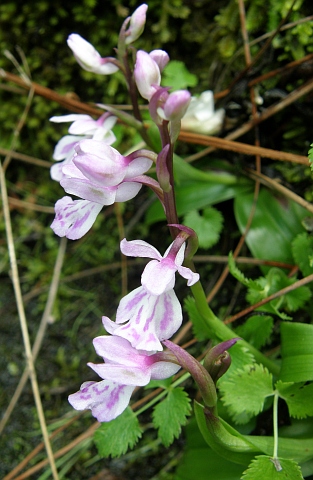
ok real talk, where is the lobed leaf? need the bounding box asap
[241,455,304,479]
[276,381,313,419]
[184,207,224,249]
[219,364,273,423]
[152,387,192,447]
[94,407,143,458]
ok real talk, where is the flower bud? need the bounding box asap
[67,34,119,75]
[160,90,191,122]
[134,50,161,100]
[125,4,148,45]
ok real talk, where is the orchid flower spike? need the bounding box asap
[68,335,180,422]
[67,34,119,75]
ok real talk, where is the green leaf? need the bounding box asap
[152,387,191,447]
[184,207,224,249]
[94,407,142,458]
[174,417,246,479]
[162,60,198,90]
[241,455,304,479]
[276,381,313,419]
[235,315,274,349]
[228,253,262,290]
[292,232,313,277]
[280,322,313,382]
[234,188,308,272]
[219,364,273,423]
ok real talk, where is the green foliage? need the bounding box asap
[184,296,211,341]
[229,254,311,319]
[276,381,313,419]
[280,322,313,383]
[292,232,313,277]
[235,315,274,349]
[152,387,191,447]
[183,207,224,250]
[219,364,273,424]
[162,60,198,90]
[94,407,143,458]
[241,456,304,480]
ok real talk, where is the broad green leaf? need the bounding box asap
[241,456,304,479]
[292,232,313,276]
[234,188,309,271]
[242,435,313,464]
[276,381,313,419]
[152,387,191,447]
[280,322,313,382]
[235,315,274,349]
[184,296,211,341]
[184,207,224,249]
[194,401,260,466]
[174,417,246,479]
[219,364,273,423]
[94,407,142,458]
[162,60,198,90]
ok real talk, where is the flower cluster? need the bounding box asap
[50,4,203,423]
[69,237,199,421]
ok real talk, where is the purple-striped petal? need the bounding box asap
[68,380,134,422]
[51,196,103,240]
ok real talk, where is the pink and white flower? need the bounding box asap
[68,335,180,422]
[51,142,154,239]
[50,113,117,182]
[100,238,200,351]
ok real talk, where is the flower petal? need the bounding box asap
[88,362,151,386]
[68,380,134,422]
[51,196,103,240]
[61,177,117,205]
[120,238,161,260]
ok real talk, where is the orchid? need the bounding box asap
[68,335,180,422]
[50,113,117,181]
[99,238,199,351]
[134,50,169,101]
[50,142,155,239]
[124,4,148,45]
[67,34,119,75]
[102,287,182,351]
[120,238,199,295]
[181,90,225,135]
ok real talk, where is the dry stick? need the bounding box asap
[1,68,310,167]
[248,52,313,88]
[7,196,55,213]
[0,237,67,435]
[206,0,261,305]
[179,131,309,165]
[183,77,313,164]
[225,273,313,325]
[246,168,313,215]
[0,162,59,479]
[194,255,294,269]
[214,0,299,101]
[0,147,51,168]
